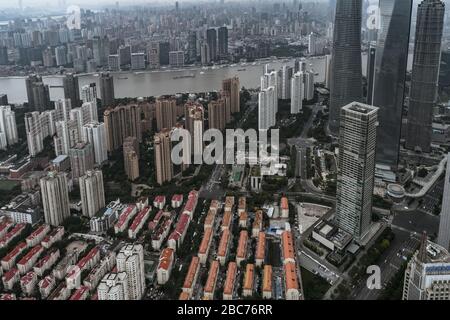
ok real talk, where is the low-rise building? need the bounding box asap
[171,194,183,208]
[70,286,90,300]
[223,261,237,300]
[2,267,19,290]
[83,251,116,291]
[20,271,38,295]
[221,210,232,231]
[153,195,166,210]
[262,265,273,299]
[203,260,219,300]
[284,262,300,300]
[151,217,172,250]
[281,231,296,264]
[1,242,27,270]
[243,263,255,297]
[204,209,216,230]
[239,211,247,228]
[255,232,266,267]
[182,256,200,298]
[0,223,26,249]
[167,213,190,250]
[280,197,289,218]
[17,244,44,274]
[128,206,151,239]
[198,227,213,264]
[114,205,137,234]
[33,248,60,276]
[41,226,64,249]
[26,224,50,247]
[238,197,246,214]
[217,229,230,266]
[236,230,248,266]
[66,246,100,289]
[224,196,234,212]
[157,247,175,285]
[252,210,263,238]
[38,275,55,299]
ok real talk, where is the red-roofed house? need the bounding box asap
[2,267,19,290]
[167,213,191,250]
[153,195,166,209]
[1,242,27,271]
[157,247,174,285]
[17,245,44,275]
[26,224,50,248]
[70,286,90,300]
[171,194,183,208]
[128,206,151,239]
[114,205,137,234]
[20,271,37,295]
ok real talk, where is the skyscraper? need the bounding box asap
[258,87,276,131]
[291,72,304,114]
[372,0,413,169]
[81,83,97,104]
[208,100,226,131]
[116,244,145,300]
[69,142,95,182]
[155,98,177,132]
[406,0,445,153]
[62,73,80,108]
[335,102,378,242]
[54,120,79,156]
[154,129,173,185]
[206,28,217,62]
[100,73,115,108]
[25,75,50,112]
[25,111,44,156]
[123,136,140,181]
[82,121,108,165]
[40,171,70,226]
[79,169,105,218]
[97,272,129,300]
[329,0,363,135]
[280,65,293,100]
[437,153,450,251]
[218,26,228,59]
[366,42,376,105]
[403,233,450,300]
[0,105,18,148]
[222,77,240,114]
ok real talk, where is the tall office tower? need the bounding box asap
[54,120,79,156]
[372,0,412,169]
[206,28,217,62]
[406,0,445,153]
[159,42,170,66]
[81,83,97,104]
[329,0,363,135]
[335,102,378,242]
[108,54,120,71]
[123,136,140,181]
[100,73,115,108]
[0,106,18,148]
[291,72,304,114]
[437,153,450,250]
[82,121,108,165]
[26,76,50,112]
[69,142,94,182]
[156,98,177,132]
[147,42,160,69]
[25,112,44,156]
[258,87,277,131]
[187,31,197,63]
[40,171,70,226]
[208,99,226,131]
[79,169,105,218]
[201,42,211,65]
[280,65,293,100]
[93,36,109,67]
[222,77,240,114]
[118,45,131,66]
[308,32,317,55]
[116,244,145,300]
[97,272,129,300]
[218,26,228,58]
[131,53,146,70]
[366,42,376,105]
[154,129,173,185]
[62,73,80,108]
[403,234,450,300]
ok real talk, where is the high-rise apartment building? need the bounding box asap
[116,244,145,300]
[154,128,173,185]
[25,111,44,156]
[104,104,142,152]
[258,87,276,131]
[335,102,378,242]
[291,72,304,114]
[218,26,228,58]
[54,120,79,156]
[40,171,70,226]
[222,77,240,114]
[25,75,50,112]
[406,0,445,153]
[206,28,217,62]
[372,0,412,169]
[62,73,80,108]
[0,105,18,149]
[403,234,450,300]
[208,99,226,131]
[329,0,363,135]
[123,136,140,181]
[81,83,97,104]
[99,73,115,108]
[82,121,108,165]
[79,169,105,218]
[55,99,72,122]
[69,142,95,182]
[97,272,129,300]
[155,98,177,132]
[280,65,293,100]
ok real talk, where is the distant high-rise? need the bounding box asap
[63,74,80,108]
[403,234,450,300]
[406,0,445,153]
[55,99,72,122]
[159,42,170,66]
[0,106,18,149]
[40,171,70,226]
[222,77,240,114]
[218,26,228,58]
[291,72,304,114]
[79,170,105,218]
[93,36,110,67]
[208,100,226,131]
[116,244,145,300]
[155,98,177,132]
[82,121,108,165]
[81,83,97,104]
[329,0,363,135]
[99,73,115,108]
[258,87,276,131]
[437,153,450,251]
[280,65,293,100]
[154,129,173,185]
[335,102,378,242]
[54,120,79,156]
[25,111,44,156]
[0,47,8,65]
[372,0,413,169]
[69,142,95,182]
[187,31,197,63]
[206,28,217,62]
[25,75,50,112]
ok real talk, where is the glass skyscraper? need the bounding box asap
[406,0,445,153]
[372,0,413,169]
[329,0,363,135]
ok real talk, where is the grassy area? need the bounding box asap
[300,267,331,300]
